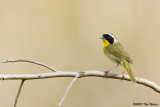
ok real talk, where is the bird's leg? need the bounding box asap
[121,72,125,82]
[105,64,119,74]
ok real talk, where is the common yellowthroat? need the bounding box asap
[100,33,136,83]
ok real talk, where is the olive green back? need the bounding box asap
[106,42,132,63]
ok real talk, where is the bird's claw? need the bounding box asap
[105,70,110,77]
[121,72,125,82]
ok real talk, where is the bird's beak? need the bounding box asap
[99,36,104,39]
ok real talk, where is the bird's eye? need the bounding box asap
[108,35,111,39]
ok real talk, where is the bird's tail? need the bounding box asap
[121,59,136,83]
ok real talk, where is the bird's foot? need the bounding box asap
[121,72,125,82]
[104,70,110,77]
[105,70,110,74]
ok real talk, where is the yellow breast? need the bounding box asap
[102,39,120,64]
[102,39,110,49]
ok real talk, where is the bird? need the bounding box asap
[99,33,136,83]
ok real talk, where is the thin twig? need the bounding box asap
[57,74,79,107]
[2,59,160,107]
[3,59,57,72]
[14,79,25,107]
[2,59,160,93]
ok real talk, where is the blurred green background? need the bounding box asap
[0,0,160,107]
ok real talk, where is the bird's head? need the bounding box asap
[99,33,118,46]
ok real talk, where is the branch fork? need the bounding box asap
[2,59,160,107]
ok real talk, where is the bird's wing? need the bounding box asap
[106,42,133,63]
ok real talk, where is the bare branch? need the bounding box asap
[3,59,57,72]
[14,79,25,107]
[57,74,79,107]
[2,58,160,107]
[0,71,159,93]
[2,59,160,94]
